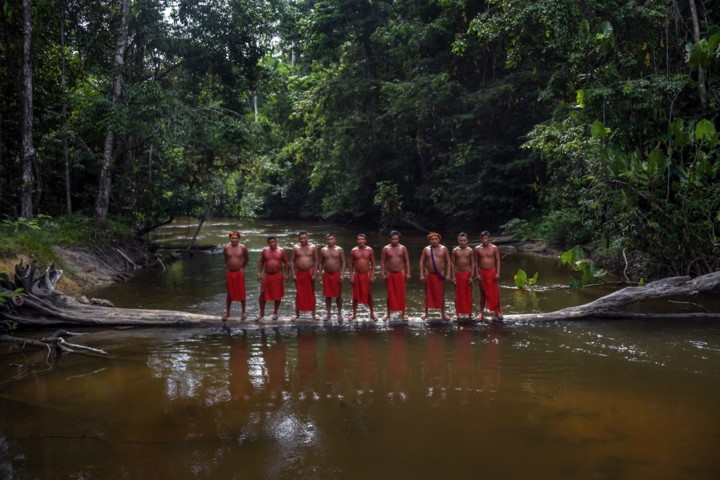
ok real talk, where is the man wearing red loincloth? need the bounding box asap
[349,233,377,321]
[223,231,249,321]
[320,233,346,321]
[257,236,289,320]
[291,230,319,320]
[474,230,503,321]
[380,230,411,321]
[419,232,451,321]
[451,232,475,319]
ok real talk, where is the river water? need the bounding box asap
[1,219,719,479]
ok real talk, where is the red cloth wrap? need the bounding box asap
[295,269,316,311]
[424,272,445,309]
[386,271,406,312]
[262,272,284,301]
[454,270,473,315]
[352,272,371,304]
[226,270,246,301]
[323,271,341,298]
[480,268,500,312]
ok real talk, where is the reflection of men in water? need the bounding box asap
[424,330,446,407]
[228,330,253,403]
[380,230,411,321]
[388,328,409,402]
[451,232,475,320]
[261,328,287,406]
[349,234,377,321]
[296,329,318,401]
[224,231,249,321]
[354,330,376,406]
[419,232,451,321]
[324,332,344,399]
[320,233,346,322]
[454,327,475,406]
[257,236,289,320]
[474,231,503,321]
[480,323,502,400]
[291,231,320,320]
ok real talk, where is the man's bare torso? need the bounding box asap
[321,246,343,273]
[262,247,286,274]
[293,244,317,271]
[382,244,408,273]
[422,245,449,273]
[351,247,374,274]
[224,244,248,271]
[452,246,473,272]
[475,244,498,270]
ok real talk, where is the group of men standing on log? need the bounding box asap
[223,229,503,323]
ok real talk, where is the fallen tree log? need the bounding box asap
[1,262,719,332]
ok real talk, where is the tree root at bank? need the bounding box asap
[1,262,719,342]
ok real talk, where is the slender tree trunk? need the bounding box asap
[253,91,258,123]
[60,0,71,215]
[687,0,707,109]
[95,0,130,225]
[20,0,35,220]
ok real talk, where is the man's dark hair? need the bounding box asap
[267,236,277,241]
[298,230,308,237]
[481,230,490,237]
[325,233,334,239]
[357,233,367,239]
[389,230,400,238]
[458,232,468,238]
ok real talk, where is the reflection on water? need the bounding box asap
[1,322,720,479]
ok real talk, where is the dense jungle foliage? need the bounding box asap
[0,0,718,276]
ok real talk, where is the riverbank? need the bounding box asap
[0,241,158,296]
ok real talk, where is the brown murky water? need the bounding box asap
[1,220,719,479]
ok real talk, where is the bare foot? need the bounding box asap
[441,316,451,322]
[420,313,428,320]
[349,314,357,321]
[324,315,331,322]
[337,313,344,322]
[241,312,247,321]
[402,314,409,322]
[255,312,263,321]
[222,313,229,321]
[272,314,279,321]
[381,314,390,321]
[370,314,378,322]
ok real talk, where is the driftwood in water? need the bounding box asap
[509,271,720,322]
[1,262,719,333]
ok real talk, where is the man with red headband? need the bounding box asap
[224,231,249,320]
[419,232,450,321]
[474,230,503,321]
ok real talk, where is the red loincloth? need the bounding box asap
[295,269,316,311]
[386,271,406,312]
[262,272,284,301]
[323,271,341,298]
[454,270,473,315]
[352,272,371,305]
[425,272,445,309]
[480,268,500,312]
[226,270,246,301]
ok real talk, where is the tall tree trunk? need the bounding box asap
[95,0,130,225]
[60,0,71,215]
[687,0,707,110]
[20,0,35,220]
